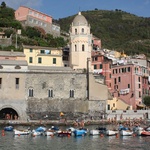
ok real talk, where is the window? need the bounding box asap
[113,103,115,107]
[82,44,85,51]
[53,58,56,64]
[139,92,141,98]
[114,78,117,84]
[107,104,110,110]
[128,67,130,72]
[15,78,19,89]
[128,84,130,88]
[75,29,77,34]
[109,74,111,78]
[29,57,33,63]
[94,65,97,69]
[0,78,2,89]
[75,45,77,51]
[29,48,33,52]
[70,90,74,98]
[38,57,42,63]
[109,64,112,69]
[28,88,34,97]
[118,77,121,82]
[138,77,140,82]
[100,64,103,69]
[82,28,84,33]
[116,69,118,74]
[48,89,53,98]
[139,84,141,88]
[40,50,45,54]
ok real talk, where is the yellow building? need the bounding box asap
[23,45,63,66]
[107,97,130,110]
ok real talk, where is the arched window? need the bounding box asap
[75,29,77,34]
[75,45,77,51]
[82,28,84,33]
[70,90,74,98]
[48,89,53,98]
[82,44,85,51]
[28,88,34,97]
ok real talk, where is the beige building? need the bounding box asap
[107,97,130,110]
[69,12,92,70]
[23,45,63,67]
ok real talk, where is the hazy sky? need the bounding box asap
[1,0,150,19]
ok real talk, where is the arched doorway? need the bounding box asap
[0,107,19,120]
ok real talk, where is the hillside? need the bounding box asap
[57,9,150,57]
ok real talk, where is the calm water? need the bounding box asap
[0,125,150,150]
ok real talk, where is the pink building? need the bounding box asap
[92,50,150,110]
[15,6,60,36]
[92,50,112,89]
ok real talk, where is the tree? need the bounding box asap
[1,1,6,8]
[143,96,150,107]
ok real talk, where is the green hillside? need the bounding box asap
[57,9,150,57]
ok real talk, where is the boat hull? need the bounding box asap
[120,130,133,136]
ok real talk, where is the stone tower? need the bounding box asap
[69,12,92,70]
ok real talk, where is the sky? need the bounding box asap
[1,0,150,19]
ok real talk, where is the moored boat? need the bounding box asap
[14,129,30,135]
[4,126,13,131]
[45,130,54,136]
[89,130,100,135]
[106,130,118,136]
[57,131,72,137]
[73,129,87,136]
[120,130,133,136]
[141,131,150,136]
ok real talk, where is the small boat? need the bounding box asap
[14,129,30,135]
[141,131,150,136]
[4,126,13,131]
[57,131,72,137]
[73,129,87,136]
[89,130,100,135]
[66,127,76,132]
[106,130,118,136]
[32,126,47,136]
[45,130,54,136]
[120,130,133,136]
[96,127,107,133]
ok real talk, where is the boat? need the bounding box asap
[89,130,100,135]
[66,127,76,132]
[96,127,107,133]
[4,126,13,131]
[32,126,47,136]
[45,130,54,136]
[57,131,72,137]
[73,129,87,136]
[14,129,30,135]
[120,130,133,136]
[106,130,118,136]
[141,131,150,136]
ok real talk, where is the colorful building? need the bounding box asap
[15,6,60,37]
[23,45,63,67]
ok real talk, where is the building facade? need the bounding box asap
[15,6,60,37]
[23,45,63,67]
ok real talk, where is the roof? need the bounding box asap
[72,12,88,26]
[18,6,52,18]
[23,45,62,50]
[0,60,28,66]
[0,51,25,57]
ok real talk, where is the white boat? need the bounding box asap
[106,130,118,136]
[14,129,30,135]
[45,130,54,136]
[32,130,43,136]
[120,130,133,136]
[89,130,100,135]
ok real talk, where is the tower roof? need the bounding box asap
[72,12,88,26]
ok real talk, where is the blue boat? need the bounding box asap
[73,129,87,136]
[35,126,46,132]
[4,126,13,131]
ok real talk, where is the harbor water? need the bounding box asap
[0,125,150,150]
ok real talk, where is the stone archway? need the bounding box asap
[0,107,19,120]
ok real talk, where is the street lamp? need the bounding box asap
[15,29,21,49]
[87,58,90,100]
